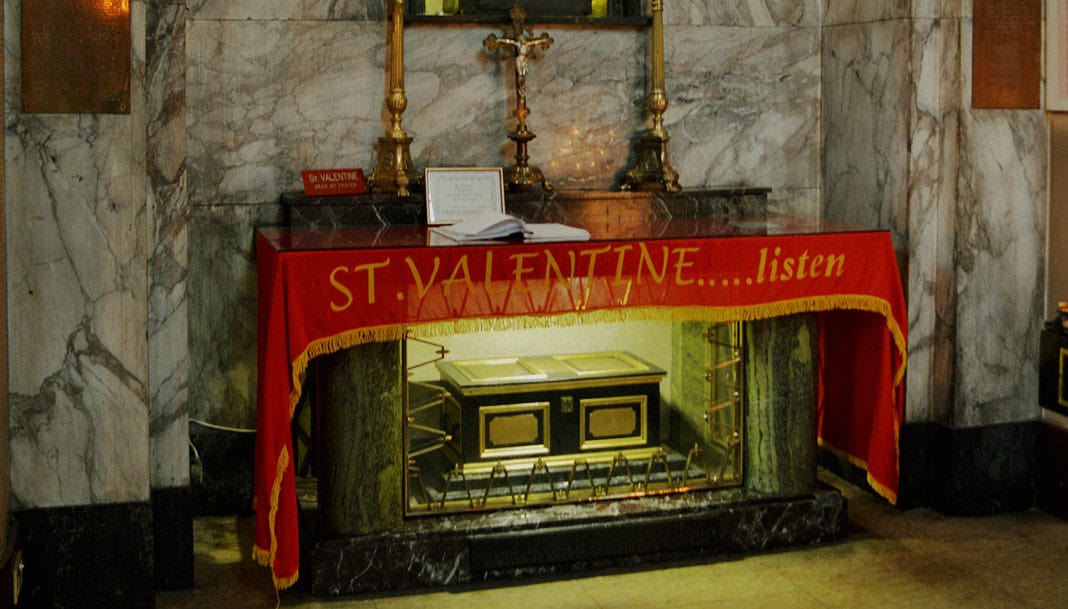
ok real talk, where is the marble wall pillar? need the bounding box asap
[147,0,193,590]
[955,6,1047,428]
[4,0,167,604]
[5,0,150,510]
[316,342,404,536]
[147,0,189,495]
[821,2,1047,428]
[744,315,817,496]
[820,1,1047,510]
[0,0,7,556]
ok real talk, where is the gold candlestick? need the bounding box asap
[484,6,554,192]
[369,0,421,197]
[620,0,680,192]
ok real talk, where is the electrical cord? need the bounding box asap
[189,418,256,434]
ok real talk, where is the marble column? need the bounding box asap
[744,315,817,496]
[147,0,192,590]
[5,0,157,604]
[317,341,404,536]
[6,0,150,512]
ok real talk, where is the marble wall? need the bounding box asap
[2,0,1052,513]
[148,0,191,491]
[4,0,191,510]
[4,0,151,508]
[185,0,823,431]
[954,12,1047,428]
[820,2,1047,428]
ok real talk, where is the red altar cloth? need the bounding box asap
[254,218,907,590]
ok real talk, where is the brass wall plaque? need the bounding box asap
[22,0,130,114]
[972,0,1041,109]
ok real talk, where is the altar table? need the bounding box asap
[254,216,907,589]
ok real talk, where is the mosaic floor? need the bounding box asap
[157,471,1068,609]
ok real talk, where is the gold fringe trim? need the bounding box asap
[818,439,898,505]
[273,570,300,591]
[258,445,299,590]
[281,295,908,417]
[269,294,908,571]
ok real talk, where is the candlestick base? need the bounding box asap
[619,130,680,192]
[506,128,553,192]
[368,134,421,197]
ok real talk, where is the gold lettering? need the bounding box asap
[352,258,391,304]
[672,247,700,286]
[405,256,441,299]
[780,257,795,281]
[612,245,633,285]
[578,246,613,285]
[483,251,508,294]
[810,254,824,278]
[329,266,353,312]
[825,253,846,277]
[442,255,477,296]
[757,248,845,283]
[636,242,669,284]
[543,249,575,289]
[510,252,539,290]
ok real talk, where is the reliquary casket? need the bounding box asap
[435,351,665,466]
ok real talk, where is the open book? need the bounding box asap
[431,210,590,243]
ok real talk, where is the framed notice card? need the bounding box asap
[424,167,505,225]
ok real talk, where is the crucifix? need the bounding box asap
[484,6,554,192]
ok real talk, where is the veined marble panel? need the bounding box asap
[953,18,1047,427]
[666,25,819,192]
[821,19,909,242]
[667,0,818,27]
[188,204,284,428]
[303,0,385,21]
[906,17,960,424]
[148,2,190,489]
[410,26,645,191]
[187,18,820,201]
[912,0,963,20]
[187,0,301,21]
[5,1,150,507]
[955,109,1046,427]
[822,0,909,25]
[767,186,819,220]
[187,19,385,206]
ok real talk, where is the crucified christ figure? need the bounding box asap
[483,5,553,132]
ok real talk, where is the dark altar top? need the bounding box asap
[253,214,907,590]
[258,214,870,250]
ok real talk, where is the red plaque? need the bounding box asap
[972,0,1041,109]
[301,169,368,197]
